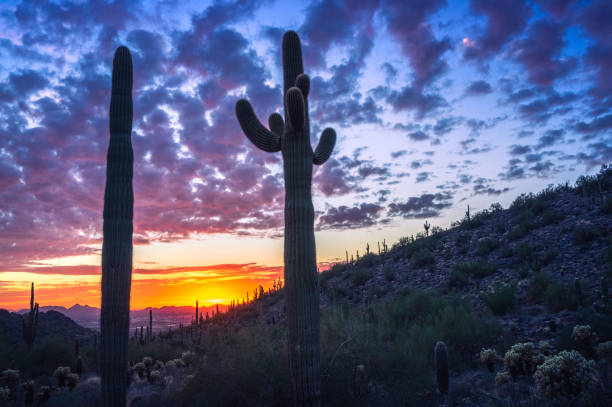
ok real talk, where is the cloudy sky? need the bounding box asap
[0,0,610,309]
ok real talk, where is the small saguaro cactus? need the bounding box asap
[435,341,449,395]
[22,282,39,352]
[100,46,134,407]
[148,309,153,342]
[235,30,336,406]
[195,301,199,327]
[424,220,430,236]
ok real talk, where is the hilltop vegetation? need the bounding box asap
[1,165,611,406]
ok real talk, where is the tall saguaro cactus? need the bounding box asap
[22,282,39,351]
[100,46,134,407]
[235,31,336,406]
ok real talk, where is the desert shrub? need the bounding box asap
[454,261,496,279]
[527,272,552,301]
[319,290,500,405]
[493,219,506,234]
[484,284,516,316]
[601,197,612,215]
[573,225,599,247]
[534,350,596,400]
[25,335,73,377]
[507,223,529,241]
[356,253,378,267]
[545,282,579,313]
[541,208,565,225]
[455,232,470,248]
[383,264,395,281]
[448,269,468,288]
[351,267,373,286]
[411,249,435,268]
[129,341,179,365]
[320,262,350,287]
[476,237,499,257]
[172,325,290,406]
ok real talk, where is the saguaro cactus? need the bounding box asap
[235,31,336,406]
[22,282,39,351]
[100,46,134,407]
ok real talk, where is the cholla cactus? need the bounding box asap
[480,348,500,373]
[143,356,153,371]
[494,371,512,386]
[37,386,52,404]
[66,373,79,391]
[0,387,10,401]
[534,350,596,400]
[538,340,552,356]
[148,370,161,384]
[22,380,35,406]
[54,366,71,387]
[181,351,196,366]
[503,342,543,379]
[0,369,20,390]
[434,341,449,394]
[133,362,145,379]
[235,31,336,406]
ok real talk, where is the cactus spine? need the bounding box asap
[22,282,39,351]
[434,341,449,394]
[235,31,336,406]
[100,46,133,407]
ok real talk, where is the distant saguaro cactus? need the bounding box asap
[424,220,430,236]
[235,30,336,406]
[435,341,449,394]
[22,282,39,351]
[100,46,134,407]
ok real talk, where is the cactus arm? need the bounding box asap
[268,113,284,137]
[236,99,281,152]
[312,128,336,165]
[285,88,305,132]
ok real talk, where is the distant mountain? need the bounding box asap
[0,309,92,347]
[15,304,228,331]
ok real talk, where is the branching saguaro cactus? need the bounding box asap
[235,31,336,406]
[100,46,134,407]
[22,282,39,351]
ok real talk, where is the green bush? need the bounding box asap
[383,264,395,281]
[356,253,378,267]
[507,223,529,241]
[454,261,496,279]
[476,237,499,257]
[484,284,516,316]
[411,249,435,268]
[527,273,552,302]
[545,282,578,313]
[573,225,598,247]
[448,269,468,288]
[541,208,564,226]
[351,267,373,286]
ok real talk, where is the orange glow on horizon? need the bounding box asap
[0,263,285,311]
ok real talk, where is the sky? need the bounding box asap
[0,0,610,310]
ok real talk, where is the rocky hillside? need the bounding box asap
[0,309,92,348]
[254,166,611,342]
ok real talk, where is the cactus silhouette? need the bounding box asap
[100,46,133,407]
[22,282,38,351]
[235,30,336,406]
